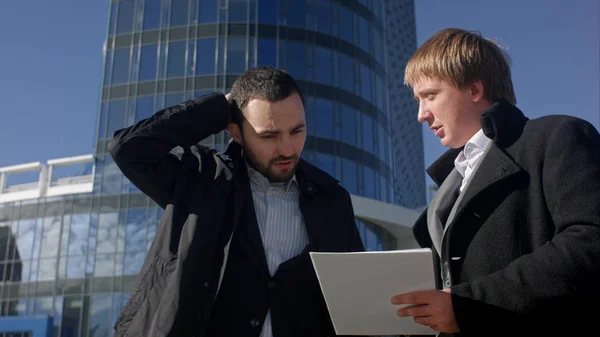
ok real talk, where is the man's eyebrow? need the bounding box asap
[291,123,306,131]
[256,129,281,136]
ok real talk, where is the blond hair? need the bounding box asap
[404,28,516,105]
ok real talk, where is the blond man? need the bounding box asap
[390,28,600,336]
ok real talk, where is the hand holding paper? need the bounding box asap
[391,288,459,333]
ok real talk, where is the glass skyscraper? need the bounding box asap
[0,1,424,336]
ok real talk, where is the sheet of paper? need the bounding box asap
[310,248,437,336]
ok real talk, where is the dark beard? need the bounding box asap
[242,146,298,182]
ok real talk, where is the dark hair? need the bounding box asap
[229,66,304,126]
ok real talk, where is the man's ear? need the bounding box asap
[470,80,486,103]
[226,122,242,144]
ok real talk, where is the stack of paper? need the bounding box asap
[310,248,436,336]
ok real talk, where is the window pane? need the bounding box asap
[285,41,306,80]
[315,47,333,86]
[89,294,113,337]
[40,216,61,258]
[342,159,358,194]
[316,153,334,177]
[107,100,127,138]
[108,2,118,36]
[229,0,248,22]
[171,0,189,27]
[258,0,277,25]
[227,38,247,73]
[315,0,332,35]
[287,1,306,29]
[112,48,131,85]
[359,17,370,51]
[339,53,354,93]
[116,0,135,35]
[167,41,186,78]
[362,113,374,154]
[341,106,357,147]
[338,6,354,43]
[195,39,217,75]
[96,213,119,254]
[257,38,276,67]
[378,124,386,161]
[139,44,158,82]
[68,214,90,257]
[364,167,376,198]
[198,0,218,23]
[315,99,334,139]
[17,219,36,260]
[165,93,184,108]
[135,96,155,122]
[361,64,372,103]
[143,0,162,30]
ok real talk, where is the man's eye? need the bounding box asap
[261,134,276,139]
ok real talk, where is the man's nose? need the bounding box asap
[417,105,431,123]
[279,136,295,157]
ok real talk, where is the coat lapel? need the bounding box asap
[443,144,523,237]
[427,169,462,255]
[228,145,270,276]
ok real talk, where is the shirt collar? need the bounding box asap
[454,129,491,177]
[246,161,298,192]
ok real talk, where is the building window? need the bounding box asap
[112,48,131,85]
[341,105,358,147]
[315,98,334,139]
[139,44,158,81]
[338,53,354,94]
[135,96,155,123]
[116,0,135,35]
[315,47,333,86]
[198,0,218,23]
[337,5,354,44]
[361,113,374,154]
[315,153,335,178]
[167,41,186,78]
[257,38,277,67]
[258,0,277,25]
[229,0,248,22]
[227,38,247,74]
[342,159,358,194]
[315,0,332,36]
[195,39,217,75]
[286,0,306,29]
[144,0,162,30]
[170,0,189,27]
[284,40,306,80]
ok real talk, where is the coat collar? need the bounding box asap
[427,100,529,185]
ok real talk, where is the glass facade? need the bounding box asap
[0,1,424,336]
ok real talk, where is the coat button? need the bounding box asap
[268,280,276,289]
[203,282,209,288]
[250,318,261,328]
[444,280,451,288]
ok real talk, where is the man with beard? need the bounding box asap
[108,66,364,337]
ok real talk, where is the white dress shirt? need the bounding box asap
[246,164,309,337]
[454,129,492,192]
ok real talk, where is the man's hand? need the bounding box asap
[391,289,459,333]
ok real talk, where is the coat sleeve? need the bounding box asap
[451,117,600,331]
[108,92,230,209]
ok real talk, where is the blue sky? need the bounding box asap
[1,1,598,188]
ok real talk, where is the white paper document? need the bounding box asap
[309,248,436,336]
